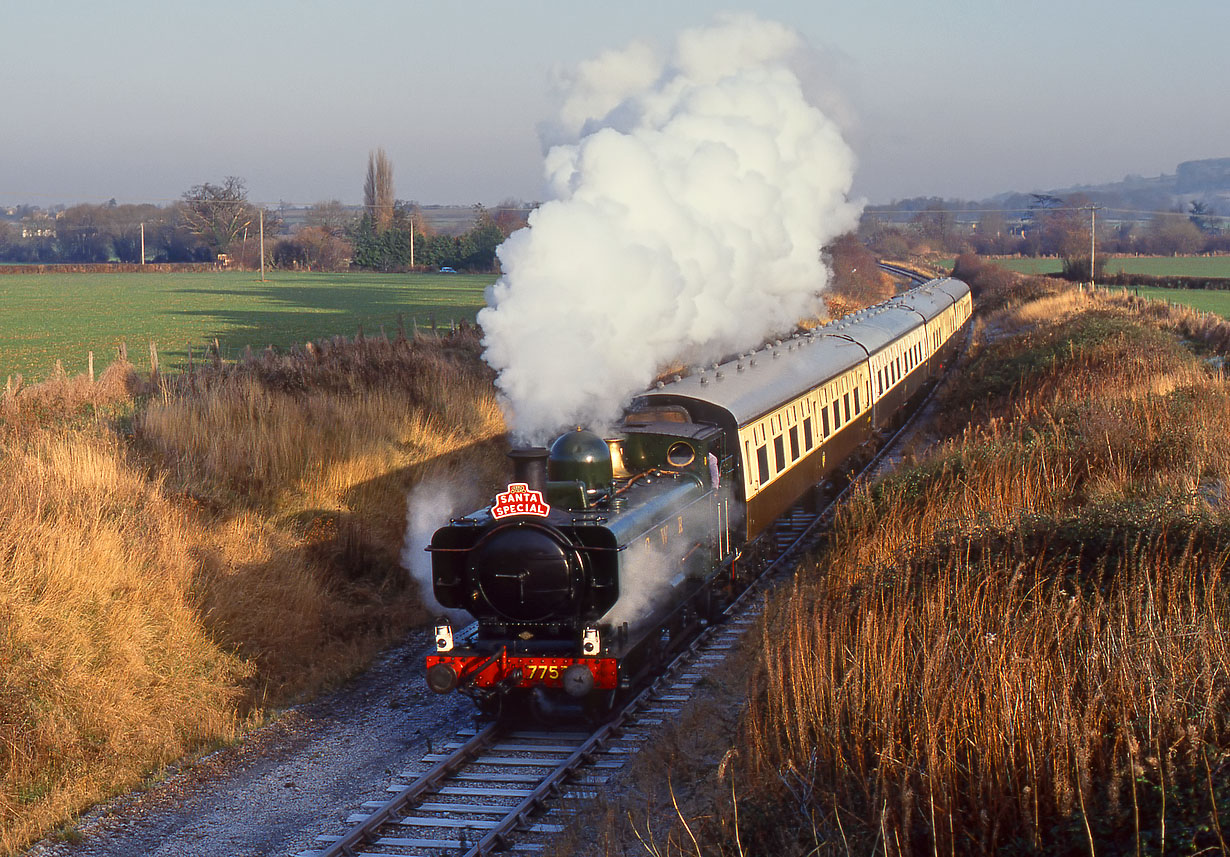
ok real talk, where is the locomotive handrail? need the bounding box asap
[457,646,507,688]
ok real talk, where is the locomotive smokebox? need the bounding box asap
[549,428,614,501]
[507,447,549,494]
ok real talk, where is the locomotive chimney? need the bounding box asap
[508,447,549,494]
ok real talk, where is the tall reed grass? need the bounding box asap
[655,265,1230,855]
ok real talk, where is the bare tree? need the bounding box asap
[493,198,532,236]
[1146,215,1205,256]
[363,149,395,233]
[306,199,354,237]
[180,176,258,255]
[297,226,353,271]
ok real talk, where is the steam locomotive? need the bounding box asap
[426,277,972,718]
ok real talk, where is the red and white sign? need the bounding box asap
[491,483,551,519]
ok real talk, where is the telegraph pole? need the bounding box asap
[1089,205,1096,288]
[140,222,145,265]
[259,209,266,282]
[410,215,415,268]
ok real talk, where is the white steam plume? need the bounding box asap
[401,479,479,623]
[479,13,863,443]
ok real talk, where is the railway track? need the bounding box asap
[300,270,957,857]
[878,260,933,285]
[303,609,759,857]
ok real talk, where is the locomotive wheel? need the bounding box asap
[476,693,504,721]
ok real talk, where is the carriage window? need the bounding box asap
[803,417,813,450]
[854,389,860,413]
[757,446,770,484]
[821,409,830,437]
[832,401,841,430]
[879,368,885,393]
[773,436,786,473]
[843,393,851,422]
[789,426,800,461]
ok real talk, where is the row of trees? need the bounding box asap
[0,178,277,265]
[0,201,212,264]
[348,204,509,272]
[0,153,531,272]
[346,148,527,272]
[863,195,1230,269]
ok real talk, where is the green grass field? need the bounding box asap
[1100,256,1230,277]
[941,255,1230,277]
[1115,284,1230,318]
[0,270,494,383]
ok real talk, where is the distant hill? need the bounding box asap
[989,157,1230,216]
[1175,158,1230,194]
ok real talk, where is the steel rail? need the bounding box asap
[458,663,682,856]
[313,636,717,857]
[877,261,933,285]
[317,723,501,857]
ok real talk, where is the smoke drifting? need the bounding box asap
[401,479,479,623]
[479,14,863,443]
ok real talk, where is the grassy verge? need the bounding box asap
[0,329,507,853]
[612,262,1230,855]
[0,270,493,385]
[938,256,1230,279]
[1117,284,1230,319]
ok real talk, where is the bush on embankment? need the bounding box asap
[648,262,1230,855]
[0,329,506,853]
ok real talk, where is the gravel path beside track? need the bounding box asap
[24,631,471,857]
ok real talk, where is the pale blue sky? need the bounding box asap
[3,0,1227,206]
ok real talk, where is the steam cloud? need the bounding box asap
[401,478,480,623]
[479,13,863,443]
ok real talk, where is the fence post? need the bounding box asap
[88,351,94,384]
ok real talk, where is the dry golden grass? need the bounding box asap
[0,428,249,849]
[0,329,507,853]
[743,528,1230,855]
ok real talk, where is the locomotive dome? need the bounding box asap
[548,428,614,497]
